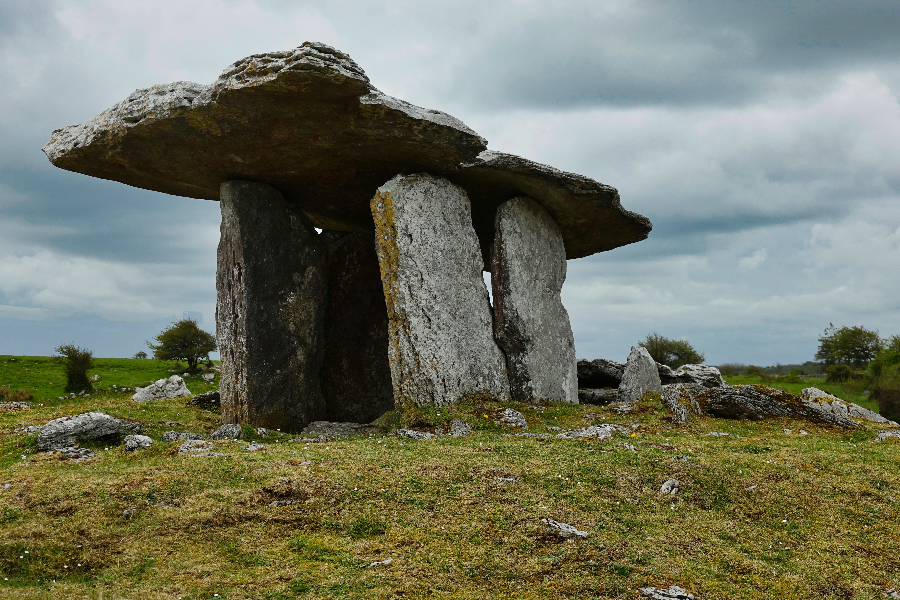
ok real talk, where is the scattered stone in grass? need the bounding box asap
[874,431,900,442]
[395,429,436,440]
[800,429,809,435]
[178,439,214,454]
[660,479,680,494]
[1,483,10,489]
[706,432,730,437]
[746,485,758,491]
[187,390,220,408]
[498,433,552,438]
[783,429,792,435]
[164,421,183,427]
[622,443,637,451]
[498,408,527,428]
[496,476,519,484]
[302,421,376,438]
[609,402,636,414]
[256,427,269,436]
[640,585,695,599]
[202,373,215,381]
[210,424,243,440]
[547,426,563,431]
[528,405,547,412]
[37,412,124,451]
[366,557,393,568]
[123,435,153,451]
[56,446,97,462]
[0,402,30,412]
[18,425,41,434]
[556,424,628,440]
[286,436,330,443]
[246,442,266,451]
[672,455,691,462]
[883,589,900,599]
[268,500,296,507]
[449,419,472,437]
[162,431,205,442]
[541,518,588,539]
[193,452,225,457]
[122,508,139,519]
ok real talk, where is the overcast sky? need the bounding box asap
[1,0,898,365]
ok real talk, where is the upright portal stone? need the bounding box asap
[619,346,662,404]
[217,181,327,431]
[491,197,577,403]
[319,230,394,423]
[371,174,510,407]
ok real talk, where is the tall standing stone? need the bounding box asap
[371,173,510,407]
[319,230,394,423]
[491,197,577,403]
[217,180,327,431]
[619,346,662,404]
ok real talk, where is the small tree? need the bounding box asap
[132,351,148,359]
[54,343,95,393]
[147,319,217,373]
[815,324,882,369]
[639,333,705,369]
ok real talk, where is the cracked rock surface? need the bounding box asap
[37,412,123,451]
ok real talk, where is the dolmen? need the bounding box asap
[43,42,652,432]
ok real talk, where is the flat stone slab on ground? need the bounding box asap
[640,586,695,599]
[541,518,588,539]
[123,435,153,451]
[37,412,124,451]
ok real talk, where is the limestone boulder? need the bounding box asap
[577,358,625,389]
[491,197,577,403]
[133,375,190,402]
[618,347,662,404]
[37,412,123,451]
[216,181,327,431]
[123,435,153,452]
[659,364,727,388]
[371,174,509,407]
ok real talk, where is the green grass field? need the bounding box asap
[1,379,899,599]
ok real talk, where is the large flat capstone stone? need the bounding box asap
[371,173,510,407]
[217,180,327,430]
[491,197,577,403]
[319,230,394,423]
[42,43,651,262]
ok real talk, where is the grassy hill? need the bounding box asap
[1,374,898,599]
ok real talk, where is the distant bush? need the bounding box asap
[0,386,33,402]
[53,343,95,393]
[816,324,882,369]
[718,363,745,376]
[132,351,148,359]
[639,333,704,369]
[147,319,218,373]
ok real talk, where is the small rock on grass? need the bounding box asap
[874,431,900,442]
[449,419,472,437]
[660,479,680,494]
[498,408,527,428]
[366,558,393,568]
[162,431,205,442]
[883,589,900,599]
[123,435,153,452]
[395,429,436,440]
[706,432,730,437]
[640,586,695,599]
[556,424,628,440]
[56,446,97,462]
[541,518,588,539]
[210,424,243,440]
[246,442,266,451]
[178,439,213,454]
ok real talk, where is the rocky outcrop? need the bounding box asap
[800,387,896,425]
[37,412,125,451]
[133,375,190,402]
[491,197,577,403]
[319,230,393,422]
[658,364,726,388]
[371,174,509,407]
[210,424,243,440]
[618,347,662,404]
[662,384,861,428]
[217,181,327,431]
